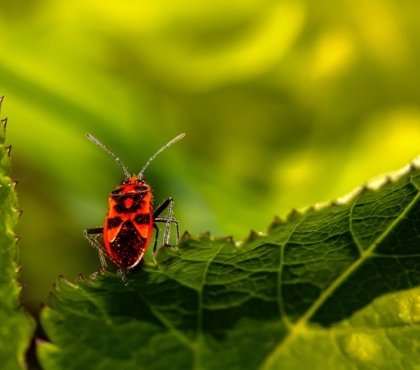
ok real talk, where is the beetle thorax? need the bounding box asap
[109,177,152,213]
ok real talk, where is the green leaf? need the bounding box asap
[38,159,420,369]
[0,97,35,370]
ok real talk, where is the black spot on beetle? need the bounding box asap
[107,217,122,229]
[113,194,144,213]
[134,214,150,225]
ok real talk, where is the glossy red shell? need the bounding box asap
[103,177,153,269]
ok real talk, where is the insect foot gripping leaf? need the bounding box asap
[0,98,35,370]
[38,158,420,370]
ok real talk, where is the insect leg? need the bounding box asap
[116,268,128,285]
[155,217,179,245]
[84,227,107,271]
[153,223,159,254]
[163,198,173,245]
[154,197,178,246]
[85,227,103,234]
[154,197,173,245]
[150,223,160,265]
[153,218,179,265]
[153,197,173,218]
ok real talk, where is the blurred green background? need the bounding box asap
[1,0,420,315]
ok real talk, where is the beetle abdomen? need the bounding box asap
[109,221,147,269]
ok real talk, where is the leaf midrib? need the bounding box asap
[260,181,420,369]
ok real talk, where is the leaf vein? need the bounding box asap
[260,188,420,369]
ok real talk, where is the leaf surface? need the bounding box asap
[38,160,420,369]
[0,98,35,370]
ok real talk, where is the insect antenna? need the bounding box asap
[86,133,131,179]
[138,133,186,178]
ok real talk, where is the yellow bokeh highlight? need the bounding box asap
[274,150,325,212]
[311,30,356,78]
[334,108,420,197]
[352,0,408,66]
[54,0,306,90]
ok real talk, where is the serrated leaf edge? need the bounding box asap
[312,157,420,212]
[260,160,420,370]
